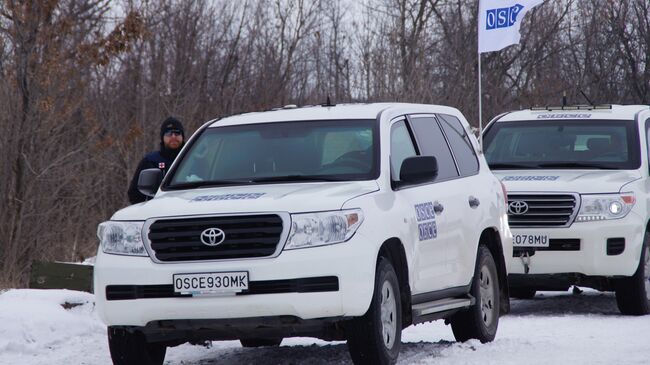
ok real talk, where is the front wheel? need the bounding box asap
[347,258,402,365]
[450,245,500,343]
[615,235,650,315]
[108,327,166,365]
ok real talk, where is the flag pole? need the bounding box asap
[478,51,483,151]
[476,0,544,151]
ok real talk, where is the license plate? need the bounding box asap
[173,271,249,295]
[513,234,549,247]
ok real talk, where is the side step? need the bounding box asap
[411,296,474,324]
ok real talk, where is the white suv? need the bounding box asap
[95,103,511,365]
[483,104,650,315]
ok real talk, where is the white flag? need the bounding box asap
[478,0,545,53]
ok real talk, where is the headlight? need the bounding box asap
[285,209,364,250]
[576,193,635,222]
[97,221,148,256]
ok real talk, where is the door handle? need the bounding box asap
[469,196,480,209]
[434,201,444,215]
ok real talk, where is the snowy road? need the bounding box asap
[1,288,649,365]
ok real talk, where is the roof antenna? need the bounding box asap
[579,89,594,106]
[322,95,336,107]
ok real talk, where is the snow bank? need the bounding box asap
[0,289,105,363]
[0,288,649,364]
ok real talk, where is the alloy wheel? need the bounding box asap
[380,280,397,349]
[479,265,496,327]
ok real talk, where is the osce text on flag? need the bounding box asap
[486,4,524,30]
[478,0,545,53]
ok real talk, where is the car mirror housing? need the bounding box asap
[138,168,164,197]
[399,156,438,185]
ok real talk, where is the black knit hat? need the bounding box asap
[160,117,184,139]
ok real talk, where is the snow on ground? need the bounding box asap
[0,288,649,365]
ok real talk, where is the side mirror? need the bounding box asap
[399,156,438,185]
[138,168,164,197]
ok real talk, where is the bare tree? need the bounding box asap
[0,0,648,287]
[0,0,143,285]
[602,0,650,103]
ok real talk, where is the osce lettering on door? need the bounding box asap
[414,202,437,241]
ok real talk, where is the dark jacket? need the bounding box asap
[127,146,182,204]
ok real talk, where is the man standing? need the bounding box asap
[127,117,185,204]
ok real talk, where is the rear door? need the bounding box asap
[435,113,486,287]
[391,115,460,294]
[407,115,469,289]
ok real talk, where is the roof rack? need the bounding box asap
[530,104,612,111]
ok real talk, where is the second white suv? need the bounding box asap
[95,103,511,365]
[483,104,650,315]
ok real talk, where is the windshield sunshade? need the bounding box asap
[483,120,640,170]
[167,119,378,188]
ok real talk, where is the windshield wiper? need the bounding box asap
[168,179,253,189]
[488,163,539,169]
[250,175,348,183]
[537,162,619,170]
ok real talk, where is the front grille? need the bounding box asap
[513,239,581,256]
[507,194,578,227]
[106,284,190,300]
[148,215,284,262]
[105,276,339,301]
[247,276,339,294]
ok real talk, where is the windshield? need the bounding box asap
[167,119,378,188]
[483,120,640,170]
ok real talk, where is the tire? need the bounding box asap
[108,327,166,365]
[450,245,500,343]
[615,235,650,315]
[347,258,402,365]
[240,338,283,347]
[509,287,536,299]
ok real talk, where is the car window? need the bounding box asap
[484,119,640,170]
[168,119,378,186]
[321,129,373,165]
[646,118,650,174]
[390,120,417,182]
[437,113,479,176]
[409,116,459,180]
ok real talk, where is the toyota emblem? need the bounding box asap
[508,201,529,215]
[200,228,226,246]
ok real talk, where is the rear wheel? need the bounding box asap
[347,258,402,365]
[108,327,166,365]
[450,245,500,343]
[240,338,283,347]
[615,235,650,315]
[509,287,536,299]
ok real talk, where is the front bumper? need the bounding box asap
[507,211,645,277]
[114,316,350,343]
[94,233,376,327]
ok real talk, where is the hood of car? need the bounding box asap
[111,181,379,221]
[493,170,642,194]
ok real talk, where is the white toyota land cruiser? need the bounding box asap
[95,103,511,365]
[483,104,650,315]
